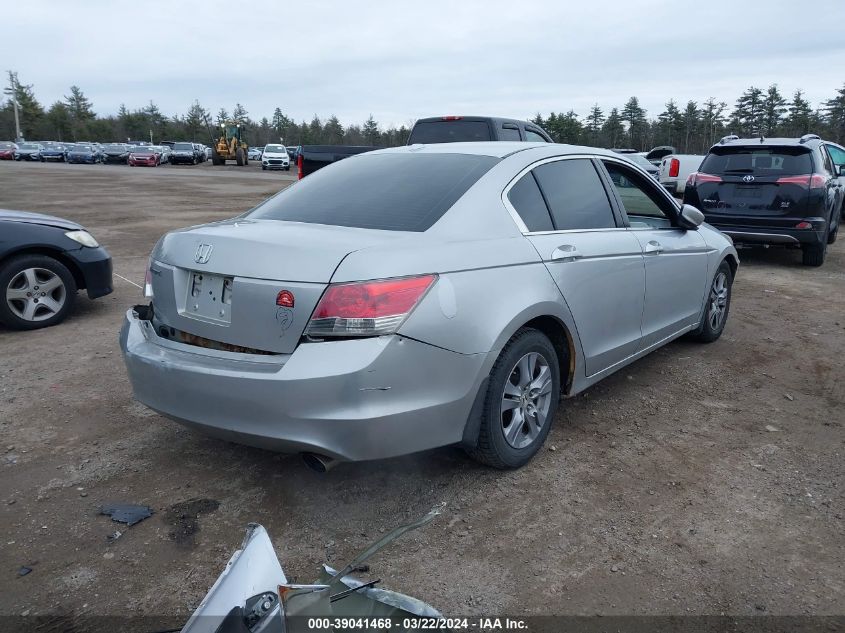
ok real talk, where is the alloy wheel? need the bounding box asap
[708,271,729,330]
[500,352,553,449]
[5,267,66,322]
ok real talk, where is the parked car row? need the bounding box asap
[0,140,211,166]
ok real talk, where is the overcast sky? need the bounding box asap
[6,0,845,128]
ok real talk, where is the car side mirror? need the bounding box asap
[678,204,705,229]
[838,165,845,177]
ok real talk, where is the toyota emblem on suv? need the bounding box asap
[742,174,755,183]
[194,243,213,264]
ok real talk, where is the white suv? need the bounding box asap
[261,144,290,171]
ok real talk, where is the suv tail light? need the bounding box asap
[687,172,722,187]
[668,157,680,178]
[297,154,303,180]
[143,258,154,298]
[776,174,826,189]
[305,275,437,337]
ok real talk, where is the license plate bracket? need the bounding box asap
[184,272,233,324]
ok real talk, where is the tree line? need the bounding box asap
[3,72,845,153]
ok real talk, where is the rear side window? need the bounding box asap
[700,148,813,176]
[532,159,617,230]
[524,128,548,143]
[248,153,499,231]
[500,124,521,141]
[507,173,554,232]
[408,121,492,144]
[826,144,845,166]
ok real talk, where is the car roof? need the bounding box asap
[374,141,622,159]
[713,136,821,150]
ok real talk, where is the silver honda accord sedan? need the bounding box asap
[120,142,738,470]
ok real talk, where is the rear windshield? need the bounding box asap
[701,147,813,176]
[408,120,493,144]
[248,152,499,231]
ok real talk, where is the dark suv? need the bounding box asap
[407,116,553,144]
[683,134,842,266]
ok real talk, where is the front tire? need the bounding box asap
[467,328,560,469]
[235,147,245,166]
[689,260,733,343]
[0,254,77,330]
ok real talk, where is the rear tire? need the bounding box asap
[236,148,245,166]
[0,254,77,330]
[689,260,733,343]
[467,328,560,469]
[803,225,828,266]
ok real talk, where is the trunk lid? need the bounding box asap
[151,218,406,354]
[695,146,812,219]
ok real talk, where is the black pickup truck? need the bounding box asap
[297,116,553,178]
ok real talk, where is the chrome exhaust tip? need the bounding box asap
[301,452,338,473]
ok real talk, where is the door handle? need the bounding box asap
[644,240,663,255]
[551,244,583,262]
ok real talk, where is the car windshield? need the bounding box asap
[173,143,193,150]
[247,152,499,231]
[408,120,493,144]
[74,145,93,152]
[104,145,125,151]
[131,147,153,154]
[701,147,813,175]
[264,145,284,152]
[20,144,38,150]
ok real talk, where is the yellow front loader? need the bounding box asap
[211,122,248,166]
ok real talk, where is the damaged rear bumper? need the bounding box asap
[119,308,487,461]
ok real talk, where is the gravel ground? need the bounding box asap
[0,161,843,625]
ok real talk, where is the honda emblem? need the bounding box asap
[194,243,213,264]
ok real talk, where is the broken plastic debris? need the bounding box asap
[100,503,154,526]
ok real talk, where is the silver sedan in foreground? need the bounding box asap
[120,142,737,470]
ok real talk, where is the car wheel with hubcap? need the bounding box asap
[468,327,560,469]
[0,255,77,330]
[689,260,733,343]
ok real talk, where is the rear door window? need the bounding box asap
[700,148,813,176]
[248,152,498,231]
[532,159,617,230]
[500,123,521,141]
[524,128,548,143]
[507,173,554,232]
[825,144,845,167]
[602,161,674,221]
[408,120,492,144]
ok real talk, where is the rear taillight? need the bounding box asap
[297,155,303,180]
[305,275,437,337]
[143,259,153,298]
[776,174,826,189]
[668,158,680,178]
[687,172,722,187]
[795,221,813,230]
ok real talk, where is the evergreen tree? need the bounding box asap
[680,101,699,152]
[785,89,813,136]
[731,86,765,136]
[185,100,209,141]
[621,97,647,149]
[823,83,845,142]
[761,84,787,136]
[45,101,72,141]
[216,108,229,126]
[362,115,380,145]
[601,108,624,148]
[324,115,344,144]
[232,103,248,123]
[700,98,727,148]
[585,104,604,145]
[657,99,682,147]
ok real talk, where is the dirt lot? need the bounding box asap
[0,161,843,625]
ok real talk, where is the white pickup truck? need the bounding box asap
[658,154,704,196]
